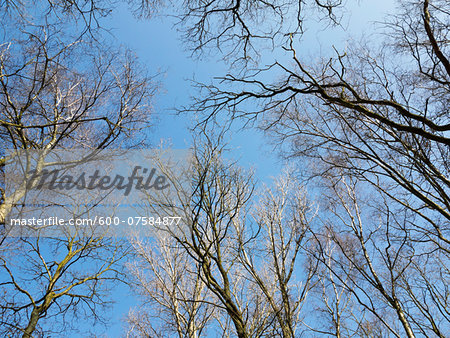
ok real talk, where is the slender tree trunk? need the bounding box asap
[22,293,53,338]
[395,300,415,338]
[22,306,41,338]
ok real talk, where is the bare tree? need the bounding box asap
[175,0,351,63]
[126,233,215,338]
[305,230,357,337]
[126,133,317,337]
[0,1,157,336]
[176,0,449,337]
[303,172,448,337]
[237,170,317,337]
[151,135,255,338]
[0,10,155,223]
[0,224,128,337]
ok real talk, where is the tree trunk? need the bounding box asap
[22,306,41,338]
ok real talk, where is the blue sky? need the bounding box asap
[99,1,396,335]
[104,9,285,183]
[103,0,396,178]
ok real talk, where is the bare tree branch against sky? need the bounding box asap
[1,0,448,336]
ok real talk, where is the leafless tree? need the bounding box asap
[126,233,215,338]
[0,223,128,337]
[237,170,317,337]
[140,135,256,337]
[175,0,351,63]
[302,173,448,337]
[126,133,317,337]
[0,6,156,223]
[0,1,157,336]
[178,0,449,337]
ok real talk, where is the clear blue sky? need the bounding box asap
[99,1,396,335]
